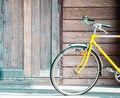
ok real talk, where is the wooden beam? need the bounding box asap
[52,0,60,61]
[40,0,52,70]
[31,0,40,77]
[11,0,23,69]
[23,0,32,77]
[3,0,12,68]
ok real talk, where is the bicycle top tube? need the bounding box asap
[82,16,111,34]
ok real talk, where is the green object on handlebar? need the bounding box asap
[102,24,111,28]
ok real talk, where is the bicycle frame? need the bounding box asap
[75,34,120,74]
[89,34,120,73]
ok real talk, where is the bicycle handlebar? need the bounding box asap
[82,16,111,28]
[82,16,111,34]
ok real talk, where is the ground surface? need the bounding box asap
[0,85,119,98]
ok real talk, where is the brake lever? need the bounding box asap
[98,24,108,34]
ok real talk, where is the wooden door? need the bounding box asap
[0,0,60,79]
[0,0,24,78]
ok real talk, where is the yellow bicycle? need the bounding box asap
[50,16,120,95]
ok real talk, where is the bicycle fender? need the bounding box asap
[69,43,103,76]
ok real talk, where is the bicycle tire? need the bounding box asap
[50,46,101,95]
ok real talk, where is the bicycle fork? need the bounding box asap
[74,44,92,74]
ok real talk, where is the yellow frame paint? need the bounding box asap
[75,34,120,74]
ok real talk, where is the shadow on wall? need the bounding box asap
[116,1,120,31]
[116,1,120,66]
[116,2,120,18]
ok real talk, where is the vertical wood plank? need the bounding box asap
[31,0,40,77]
[23,0,32,77]
[0,0,4,68]
[52,0,60,61]
[17,0,23,69]
[40,0,52,70]
[11,0,23,69]
[4,0,12,69]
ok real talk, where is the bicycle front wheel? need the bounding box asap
[50,46,101,95]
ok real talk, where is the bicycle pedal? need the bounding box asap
[107,67,116,73]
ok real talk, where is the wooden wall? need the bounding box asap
[62,0,120,85]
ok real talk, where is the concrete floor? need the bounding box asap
[0,86,120,98]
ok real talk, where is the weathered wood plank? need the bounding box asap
[63,8,120,20]
[63,67,114,79]
[63,0,120,7]
[31,0,40,77]
[52,0,60,62]
[62,56,120,67]
[95,44,120,56]
[16,0,23,69]
[11,0,23,69]
[96,78,119,86]
[63,20,120,32]
[63,44,120,56]
[62,78,119,86]
[62,56,98,67]
[63,32,120,44]
[23,0,32,77]
[40,0,52,70]
[11,0,16,68]
[0,0,4,68]
[4,0,12,68]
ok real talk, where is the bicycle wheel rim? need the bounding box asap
[50,46,100,95]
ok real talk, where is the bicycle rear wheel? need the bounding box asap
[50,46,100,95]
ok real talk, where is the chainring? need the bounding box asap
[115,71,120,83]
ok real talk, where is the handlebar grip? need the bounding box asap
[102,24,111,28]
[88,18,95,21]
[82,16,95,21]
